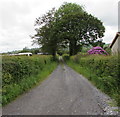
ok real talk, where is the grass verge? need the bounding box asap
[67,55,120,107]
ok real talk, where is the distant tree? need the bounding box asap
[20,47,29,53]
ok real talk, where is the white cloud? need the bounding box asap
[104,25,117,43]
[0,0,119,52]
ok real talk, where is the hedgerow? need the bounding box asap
[2,55,57,106]
[67,54,120,106]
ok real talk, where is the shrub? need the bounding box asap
[63,54,70,61]
[2,56,46,86]
[88,46,108,55]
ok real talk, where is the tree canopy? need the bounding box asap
[32,2,105,56]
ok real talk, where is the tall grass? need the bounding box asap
[67,54,120,106]
[2,55,57,106]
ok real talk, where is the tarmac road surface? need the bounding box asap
[2,64,118,115]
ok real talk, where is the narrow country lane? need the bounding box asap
[3,64,118,115]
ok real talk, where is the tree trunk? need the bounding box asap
[69,41,77,56]
[69,42,73,56]
[51,48,56,60]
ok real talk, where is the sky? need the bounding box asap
[0,0,119,53]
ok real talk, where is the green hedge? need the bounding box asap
[68,55,120,106]
[2,55,51,85]
[2,55,57,105]
[63,54,70,61]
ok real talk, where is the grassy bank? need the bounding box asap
[67,54,120,106]
[2,55,57,106]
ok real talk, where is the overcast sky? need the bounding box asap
[0,0,119,53]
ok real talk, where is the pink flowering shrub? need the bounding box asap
[88,46,108,55]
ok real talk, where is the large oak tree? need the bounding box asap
[32,2,105,56]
